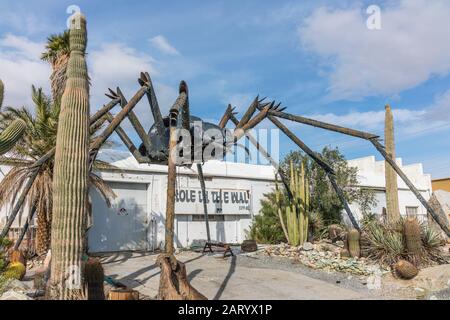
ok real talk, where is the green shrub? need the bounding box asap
[248,193,286,244]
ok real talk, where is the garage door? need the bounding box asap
[88,182,148,252]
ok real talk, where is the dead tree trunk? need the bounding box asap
[158,81,207,300]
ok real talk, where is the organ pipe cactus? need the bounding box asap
[0,119,26,155]
[275,160,310,246]
[49,12,90,300]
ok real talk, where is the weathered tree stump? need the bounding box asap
[157,254,207,300]
[108,288,139,300]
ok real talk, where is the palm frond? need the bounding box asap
[89,172,116,208]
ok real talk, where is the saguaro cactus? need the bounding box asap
[0,119,26,155]
[0,79,4,109]
[49,13,90,300]
[384,105,400,223]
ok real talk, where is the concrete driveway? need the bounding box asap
[99,250,381,300]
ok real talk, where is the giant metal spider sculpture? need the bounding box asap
[1,71,449,257]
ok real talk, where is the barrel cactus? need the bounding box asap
[403,217,423,263]
[393,259,418,279]
[50,12,90,300]
[347,228,361,258]
[0,79,4,109]
[3,262,26,280]
[0,119,26,156]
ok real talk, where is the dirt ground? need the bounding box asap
[98,248,449,300]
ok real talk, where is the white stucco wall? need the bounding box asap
[346,156,432,222]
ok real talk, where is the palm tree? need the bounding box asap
[0,86,115,254]
[41,31,70,102]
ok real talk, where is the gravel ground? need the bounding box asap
[236,251,372,293]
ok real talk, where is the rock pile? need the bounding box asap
[263,241,388,276]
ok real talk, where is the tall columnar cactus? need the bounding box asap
[0,119,26,155]
[347,228,361,258]
[50,13,90,300]
[276,161,310,246]
[403,217,423,263]
[0,79,4,109]
[384,105,400,223]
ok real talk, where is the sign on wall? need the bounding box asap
[175,188,251,215]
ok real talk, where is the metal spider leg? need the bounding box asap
[229,113,293,200]
[114,87,153,154]
[371,138,450,236]
[260,106,449,235]
[218,104,237,129]
[142,72,165,138]
[264,107,379,140]
[90,78,150,161]
[232,101,273,141]
[105,112,151,164]
[196,163,211,243]
[91,96,121,124]
[266,114,360,231]
[236,96,259,128]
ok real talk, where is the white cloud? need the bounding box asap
[0,34,50,108]
[307,85,450,140]
[299,0,450,100]
[89,43,177,131]
[149,35,180,55]
[310,108,424,132]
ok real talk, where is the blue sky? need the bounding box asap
[1,0,449,178]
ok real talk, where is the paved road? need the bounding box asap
[100,251,380,300]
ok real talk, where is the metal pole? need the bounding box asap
[197,164,211,242]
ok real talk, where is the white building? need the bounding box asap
[0,153,433,252]
[346,156,433,222]
[86,150,275,252]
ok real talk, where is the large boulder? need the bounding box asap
[3,279,30,293]
[0,290,33,300]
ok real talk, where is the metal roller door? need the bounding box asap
[88,182,148,252]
